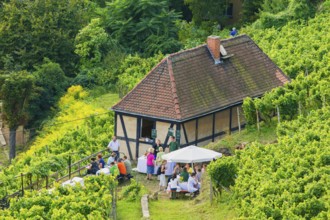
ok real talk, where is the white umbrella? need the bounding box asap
[162,145,222,163]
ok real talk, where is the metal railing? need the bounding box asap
[0,148,124,209]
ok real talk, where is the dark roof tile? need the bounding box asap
[112,35,289,121]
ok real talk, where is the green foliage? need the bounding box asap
[242,97,257,125]
[0,86,118,197]
[28,59,68,126]
[0,71,35,129]
[104,0,181,56]
[184,0,228,25]
[75,18,113,69]
[241,0,264,23]
[116,53,164,95]
[208,156,237,190]
[120,179,144,201]
[253,0,320,28]
[210,107,330,219]
[1,175,117,219]
[0,0,92,74]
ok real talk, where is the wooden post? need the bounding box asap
[229,108,232,135]
[210,178,213,204]
[237,107,241,133]
[68,155,72,180]
[78,162,81,176]
[195,119,198,146]
[256,109,260,131]
[276,105,280,124]
[46,176,49,189]
[212,113,215,142]
[21,173,24,196]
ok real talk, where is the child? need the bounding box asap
[159,160,167,191]
[168,174,179,199]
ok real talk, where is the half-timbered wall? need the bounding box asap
[115,104,246,160]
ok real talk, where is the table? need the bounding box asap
[61,177,84,187]
[136,156,175,176]
[97,167,110,175]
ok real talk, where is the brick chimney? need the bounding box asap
[207,36,221,64]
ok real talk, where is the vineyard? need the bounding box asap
[209,3,330,219]
[0,86,118,198]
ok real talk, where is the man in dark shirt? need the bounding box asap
[168,136,179,152]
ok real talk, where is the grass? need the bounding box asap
[206,120,278,153]
[91,92,120,109]
[148,175,238,220]
[117,200,142,220]
[116,170,238,220]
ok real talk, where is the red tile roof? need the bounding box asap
[112,35,290,121]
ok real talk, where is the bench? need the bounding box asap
[170,190,193,199]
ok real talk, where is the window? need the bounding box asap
[226,3,234,18]
[141,118,154,139]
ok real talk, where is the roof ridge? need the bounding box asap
[167,56,182,120]
[112,57,167,109]
[167,34,249,59]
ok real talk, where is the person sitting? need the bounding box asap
[107,152,116,166]
[98,153,105,169]
[185,164,193,174]
[180,167,189,182]
[86,157,99,175]
[188,173,200,196]
[109,162,119,176]
[123,155,133,179]
[117,159,127,179]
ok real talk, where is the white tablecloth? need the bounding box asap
[136,156,175,176]
[97,167,110,175]
[61,177,84,187]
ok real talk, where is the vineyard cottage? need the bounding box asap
[112,35,289,159]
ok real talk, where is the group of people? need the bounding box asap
[145,136,178,181]
[167,163,205,197]
[144,137,205,197]
[86,136,133,181]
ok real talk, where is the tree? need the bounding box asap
[75,18,113,69]
[28,59,67,126]
[105,0,181,56]
[1,71,35,160]
[241,0,264,23]
[0,0,92,75]
[184,0,228,25]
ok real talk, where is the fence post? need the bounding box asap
[69,155,72,180]
[46,176,49,189]
[78,162,81,176]
[256,109,260,131]
[237,107,241,133]
[20,173,24,196]
[276,105,280,124]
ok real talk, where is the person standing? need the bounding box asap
[146,148,155,180]
[107,136,120,161]
[156,147,165,166]
[153,139,162,157]
[168,136,179,152]
[230,27,238,37]
[159,160,167,191]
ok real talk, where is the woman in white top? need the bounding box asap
[188,173,200,194]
